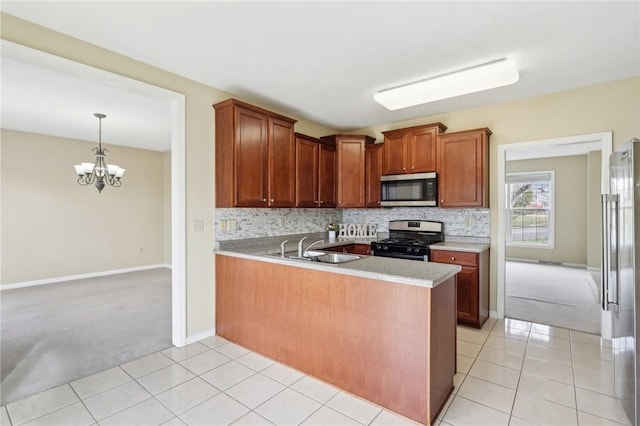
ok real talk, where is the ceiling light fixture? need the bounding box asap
[374,58,520,111]
[73,113,125,193]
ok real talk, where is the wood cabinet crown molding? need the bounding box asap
[381,122,447,137]
[213,98,298,125]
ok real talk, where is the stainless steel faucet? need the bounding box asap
[303,239,325,256]
[297,236,308,257]
[280,240,288,257]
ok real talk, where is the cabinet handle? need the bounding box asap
[339,201,342,204]
[270,198,275,202]
[402,167,406,171]
[319,200,324,204]
[451,256,456,261]
[262,198,267,202]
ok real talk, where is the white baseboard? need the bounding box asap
[1,264,171,291]
[506,257,587,269]
[186,328,216,345]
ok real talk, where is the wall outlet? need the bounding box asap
[192,220,204,233]
[228,219,237,231]
[279,217,285,227]
[464,217,475,227]
[220,219,227,232]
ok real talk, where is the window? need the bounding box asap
[506,171,554,248]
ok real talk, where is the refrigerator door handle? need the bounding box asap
[601,194,620,312]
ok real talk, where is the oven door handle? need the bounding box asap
[372,252,427,262]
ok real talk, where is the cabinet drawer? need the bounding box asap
[431,250,477,267]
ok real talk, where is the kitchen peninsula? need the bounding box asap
[215,241,461,425]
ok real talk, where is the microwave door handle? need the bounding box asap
[601,194,620,312]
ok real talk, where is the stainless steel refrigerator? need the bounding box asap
[603,137,640,426]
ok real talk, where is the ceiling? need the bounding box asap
[1,1,638,152]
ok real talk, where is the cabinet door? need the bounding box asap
[337,139,365,208]
[268,117,295,207]
[365,144,383,208]
[295,136,319,208]
[353,244,371,255]
[318,143,337,208]
[438,129,489,208]
[235,106,268,207]
[382,130,408,175]
[325,244,355,253]
[409,126,437,172]
[455,266,479,323]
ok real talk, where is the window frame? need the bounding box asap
[505,170,555,249]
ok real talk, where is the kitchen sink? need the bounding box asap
[303,250,326,257]
[267,251,361,264]
[313,253,361,264]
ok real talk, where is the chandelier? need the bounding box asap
[73,113,125,193]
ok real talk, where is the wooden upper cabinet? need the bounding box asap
[295,134,319,208]
[382,130,408,175]
[318,142,337,208]
[268,117,296,207]
[213,98,297,208]
[365,143,383,208]
[437,128,491,208]
[382,123,447,175]
[234,106,268,206]
[321,134,375,208]
[294,133,336,208]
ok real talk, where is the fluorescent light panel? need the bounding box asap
[374,58,519,111]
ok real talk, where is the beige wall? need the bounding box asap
[505,155,588,265]
[163,151,172,265]
[1,13,337,335]
[350,77,640,313]
[1,129,166,284]
[587,150,602,271]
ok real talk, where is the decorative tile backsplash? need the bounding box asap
[215,207,490,242]
[215,208,341,241]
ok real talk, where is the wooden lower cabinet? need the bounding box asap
[430,249,489,328]
[324,243,371,255]
[215,254,456,425]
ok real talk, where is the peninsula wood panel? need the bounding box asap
[215,254,456,425]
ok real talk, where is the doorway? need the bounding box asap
[496,132,612,336]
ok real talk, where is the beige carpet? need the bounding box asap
[505,261,601,334]
[0,268,172,405]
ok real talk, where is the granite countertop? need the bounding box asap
[430,241,490,253]
[215,239,460,289]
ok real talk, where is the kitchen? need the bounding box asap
[1,2,639,426]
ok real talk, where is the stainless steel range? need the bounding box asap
[371,220,444,261]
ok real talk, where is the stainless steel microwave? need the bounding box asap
[380,172,438,207]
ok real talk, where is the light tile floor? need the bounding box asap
[1,318,632,426]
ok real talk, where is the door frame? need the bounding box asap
[3,41,188,346]
[496,132,612,336]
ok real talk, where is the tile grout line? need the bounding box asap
[506,323,530,424]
